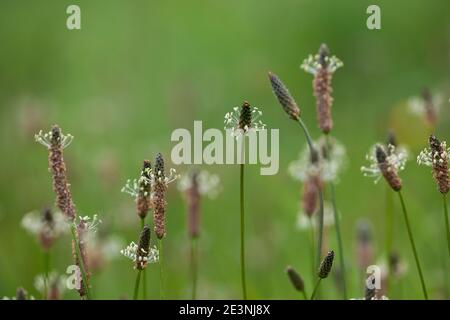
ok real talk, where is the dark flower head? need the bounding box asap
[286,266,305,292]
[318,250,334,279]
[268,72,300,120]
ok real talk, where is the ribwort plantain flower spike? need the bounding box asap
[120,226,159,269]
[361,144,407,189]
[224,101,266,138]
[268,72,300,120]
[35,125,77,221]
[301,44,343,134]
[417,135,450,194]
[318,250,334,279]
[286,266,305,292]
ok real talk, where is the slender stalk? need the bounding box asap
[70,223,91,300]
[140,218,147,300]
[310,278,322,300]
[133,270,142,300]
[397,191,428,299]
[191,237,198,300]
[297,119,324,270]
[443,194,450,258]
[324,134,347,299]
[301,290,308,300]
[43,251,50,300]
[308,217,315,277]
[385,185,393,289]
[158,239,164,299]
[240,162,247,300]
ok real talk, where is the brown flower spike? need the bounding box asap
[286,266,305,292]
[268,72,300,120]
[318,250,334,279]
[48,125,76,221]
[153,153,167,239]
[302,174,322,217]
[376,145,402,191]
[429,135,449,194]
[137,160,152,219]
[136,224,151,270]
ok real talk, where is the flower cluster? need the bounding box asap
[289,136,347,183]
[21,208,68,250]
[361,144,408,184]
[417,135,450,194]
[224,101,266,138]
[35,129,74,150]
[301,50,344,76]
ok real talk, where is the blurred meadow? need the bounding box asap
[0,0,450,299]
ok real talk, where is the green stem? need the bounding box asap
[397,191,428,299]
[308,217,315,278]
[158,239,164,299]
[324,134,347,299]
[191,237,198,300]
[443,194,450,258]
[133,270,142,300]
[240,162,247,300]
[310,278,322,300]
[302,290,308,300]
[70,223,91,300]
[43,251,50,300]
[297,119,324,271]
[385,186,393,291]
[140,218,147,300]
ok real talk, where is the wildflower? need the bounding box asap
[289,136,346,183]
[121,160,152,219]
[121,226,159,270]
[285,266,305,292]
[35,125,76,221]
[301,174,322,217]
[361,144,407,190]
[34,272,66,300]
[318,250,334,279]
[408,88,442,126]
[301,44,343,134]
[417,135,450,194]
[151,153,179,239]
[268,72,300,120]
[224,101,266,138]
[21,208,68,251]
[178,170,221,238]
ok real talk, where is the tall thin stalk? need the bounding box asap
[158,239,164,299]
[240,161,247,300]
[443,194,450,258]
[133,270,142,300]
[397,191,428,299]
[43,251,50,300]
[308,217,315,277]
[70,223,91,300]
[324,134,347,299]
[385,186,393,290]
[310,278,322,300]
[191,238,198,300]
[298,118,325,270]
[140,218,147,299]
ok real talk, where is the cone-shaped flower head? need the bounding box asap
[318,250,334,279]
[286,266,305,292]
[268,72,300,120]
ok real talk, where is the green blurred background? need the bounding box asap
[0,0,449,299]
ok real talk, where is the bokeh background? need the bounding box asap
[0,0,449,299]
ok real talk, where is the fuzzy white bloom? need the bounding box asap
[297,202,335,230]
[120,242,159,266]
[21,210,68,237]
[34,129,73,149]
[223,106,266,138]
[417,141,450,168]
[34,272,66,295]
[121,176,151,198]
[178,170,222,199]
[361,144,408,183]
[289,137,347,183]
[407,93,442,117]
[301,54,343,75]
[78,214,102,234]
[151,167,180,186]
